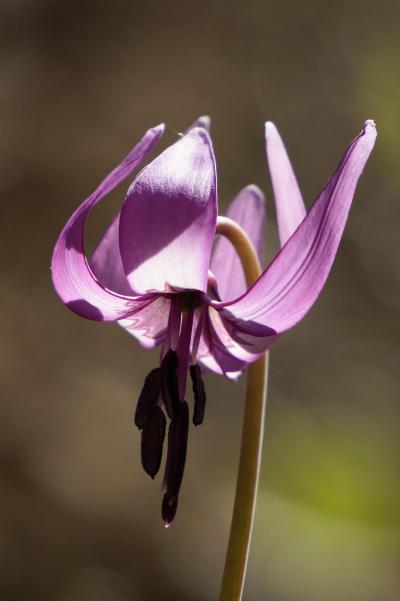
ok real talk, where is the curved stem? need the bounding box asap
[215,217,262,287]
[216,217,269,601]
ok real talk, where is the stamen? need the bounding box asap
[161,493,178,528]
[164,295,182,351]
[176,307,195,399]
[134,368,162,430]
[190,364,207,426]
[141,406,166,478]
[165,400,189,504]
[190,306,205,365]
[160,349,180,419]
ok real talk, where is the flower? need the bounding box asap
[51,117,376,525]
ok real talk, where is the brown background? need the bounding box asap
[1,1,399,600]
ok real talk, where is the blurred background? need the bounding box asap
[1,0,399,600]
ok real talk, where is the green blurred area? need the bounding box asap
[0,1,399,600]
[264,401,399,526]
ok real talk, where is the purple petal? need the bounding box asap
[220,121,377,332]
[90,119,212,295]
[196,308,268,379]
[118,294,170,348]
[207,306,275,362]
[120,127,217,294]
[197,355,243,381]
[51,124,164,321]
[211,185,265,301]
[265,122,306,246]
[90,213,133,295]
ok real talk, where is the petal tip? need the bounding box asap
[265,121,278,136]
[185,115,211,133]
[243,184,266,205]
[363,119,377,139]
[150,123,166,137]
[185,125,215,158]
[195,115,211,131]
[360,119,377,149]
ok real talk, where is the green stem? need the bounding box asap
[216,217,269,601]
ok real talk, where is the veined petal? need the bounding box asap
[197,354,244,381]
[118,294,170,348]
[265,122,306,246]
[196,320,248,380]
[207,306,275,363]
[221,121,377,332]
[211,185,265,301]
[195,306,274,379]
[51,124,164,321]
[120,127,217,294]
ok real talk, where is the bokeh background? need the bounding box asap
[1,1,399,600]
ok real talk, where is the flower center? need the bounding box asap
[180,291,203,312]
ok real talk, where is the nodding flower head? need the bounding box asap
[51,117,376,525]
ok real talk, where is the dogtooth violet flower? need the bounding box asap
[51,117,376,526]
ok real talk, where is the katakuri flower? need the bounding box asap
[51,117,376,525]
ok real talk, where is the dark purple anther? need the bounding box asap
[165,400,189,506]
[190,364,206,426]
[141,406,166,478]
[160,349,180,419]
[135,367,162,430]
[161,493,178,528]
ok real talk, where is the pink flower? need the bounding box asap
[51,118,376,524]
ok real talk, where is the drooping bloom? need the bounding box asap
[51,118,376,525]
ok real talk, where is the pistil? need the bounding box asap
[160,350,180,419]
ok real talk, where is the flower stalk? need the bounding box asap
[216,217,269,601]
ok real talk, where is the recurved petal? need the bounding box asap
[120,127,217,294]
[207,307,275,362]
[90,213,133,295]
[51,124,164,321]
[195,310,245,379]
[210,185,265,301]
[118,294,170,348]
[265,122,306,246]
[196,307,274,379]
[91,118,212,295]
[223,121,377,332]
